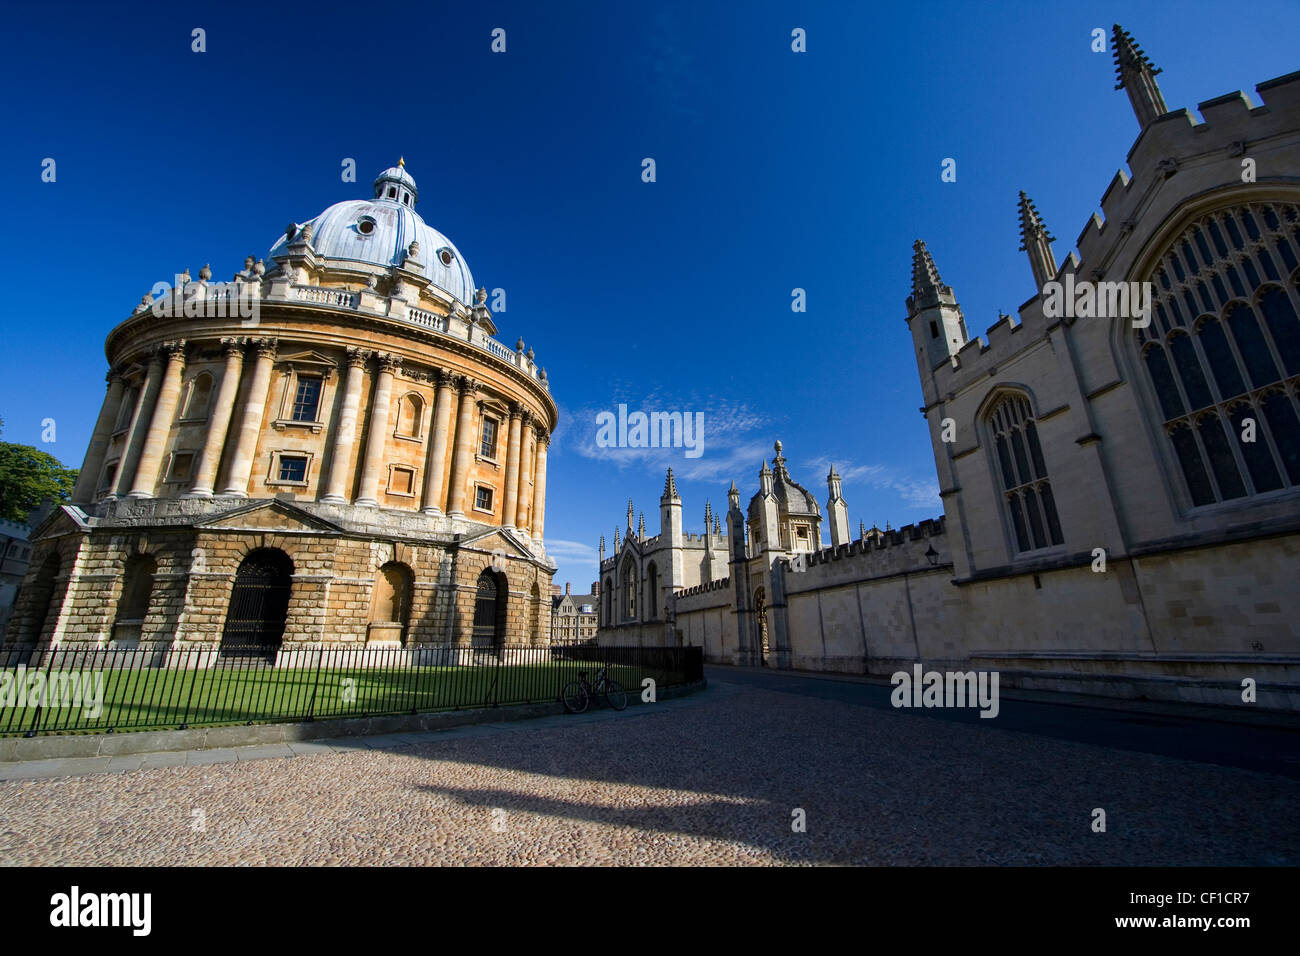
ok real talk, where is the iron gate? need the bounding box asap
[221,549,293,660]
[472,571,502,649]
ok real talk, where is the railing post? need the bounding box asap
[306,645,324,721]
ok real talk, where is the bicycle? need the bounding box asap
[561,663,627,714]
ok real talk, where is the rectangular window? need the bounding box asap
[390,466,416,496]
[292,377,322,422]
[475,486,494,512]
[479,418,499,459]
[168,452,194,482]
[278,456,308,483]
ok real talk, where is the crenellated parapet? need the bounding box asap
[784,516,948,593]
[677,576,731,598]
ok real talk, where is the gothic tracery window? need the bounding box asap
[986,393,1063,554]
[1137,201,1300,507]
[621,557,637,621]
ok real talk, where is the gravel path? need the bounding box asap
[2,682,1296,865]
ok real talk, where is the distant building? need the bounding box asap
[600,32,1300,710]
[551,581,599,644]
[0,500,56,640]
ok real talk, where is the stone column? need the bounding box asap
[113,353,165,498]
[421,369,455,514]
[129,341,187,498]
[445,376,478,518]
[501,403,523,528]
[531,431,549,541]
[515,413,534,531]
[321,347,369,503]
[219,337,277,496]
[72,368,126,504]
[355,353,400,507]
[189,338,245,497]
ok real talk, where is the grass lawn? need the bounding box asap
[1,660,671,736]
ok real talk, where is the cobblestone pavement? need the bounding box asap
[2,680,1297,866]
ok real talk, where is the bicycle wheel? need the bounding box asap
[603,680,627,711]
[562,681,590,714]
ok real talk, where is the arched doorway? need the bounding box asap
[754,586,769,666]
[472,568,506,650]
[221,548,293,659]
[113,554,157,646]
[24,551,61,644]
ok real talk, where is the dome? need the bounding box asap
[268,162,475,305]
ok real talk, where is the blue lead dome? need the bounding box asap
[268,161,476,305]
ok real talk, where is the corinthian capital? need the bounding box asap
[457,375,479,397]
[376,352,403,374]
[253,337,278,359]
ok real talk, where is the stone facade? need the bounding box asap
[7,164,556,654]
[600,36,1300,710]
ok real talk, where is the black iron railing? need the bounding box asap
[0,643,703,737]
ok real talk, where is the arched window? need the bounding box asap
[985,392,1063,554]
[396,393,424,439]
[620,557,637,621]
[183,373,213,421]
[646,562,658,619]
[529,581,541,640]
[1137,201,1300,506]
[370,562,413,627]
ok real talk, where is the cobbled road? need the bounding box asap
[2,666,1297,865]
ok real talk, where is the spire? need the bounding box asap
[613,527,620,550]
[909,240,951,307]
[714,516,721,535]
[704,500,713,531]
[859,519,867,540]
[661,468,679,501]
[1017,191,1058,288]
[1112,24,1168,129]
[638,512,646,538]
[626,498,634,531]
[599,534,606,562]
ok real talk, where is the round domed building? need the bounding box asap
[8,163,558,655]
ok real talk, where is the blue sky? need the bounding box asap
[1,0,1297,591]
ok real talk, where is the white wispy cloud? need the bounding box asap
[802,455,941,511]
[557,392,777,482]
[543,539,601,564]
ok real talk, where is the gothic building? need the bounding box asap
[600,30,1300,710]
[6,163,558,657]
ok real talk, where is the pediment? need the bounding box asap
[459,525,538,559]
[31,505,91,539]
[276,350,336,369]
[195,499,345,534]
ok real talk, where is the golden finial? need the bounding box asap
[398,156,405,167]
